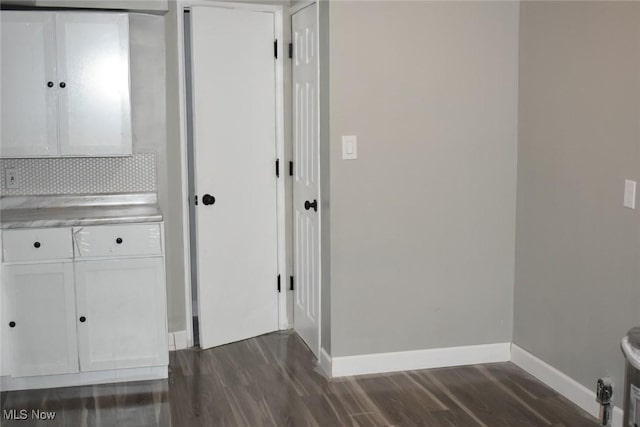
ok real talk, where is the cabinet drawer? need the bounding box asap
[2,228,73,262]
[74,224,161,258]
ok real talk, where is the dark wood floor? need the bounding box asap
[1,331,599,426]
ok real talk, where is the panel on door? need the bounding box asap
[0,12,58,157]
[190,6,279,349]
[55,13,132,156]
[3,262,78,377]
[75,258,168,372]
[292,3,321,358]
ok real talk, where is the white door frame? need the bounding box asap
[175,0,288,347]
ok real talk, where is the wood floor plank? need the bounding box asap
[427,365,553,427]
[1,331,601,427]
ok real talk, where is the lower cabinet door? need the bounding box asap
[74,257,168,371]
[3,262,79,377]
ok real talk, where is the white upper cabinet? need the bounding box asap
[56,13,132,156]
[0,13,58,157]
[0,11,132,158]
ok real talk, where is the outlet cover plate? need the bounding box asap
[5,168,19,189]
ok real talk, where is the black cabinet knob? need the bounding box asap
[79,316,86,323]
[202,194,216,206]
[47,81,54,88]
[59,82,66,88]
[116,237,123,244]
[9,321,16,328]
[304,199,318,212]
[34,241,41,248]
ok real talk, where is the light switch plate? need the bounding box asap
[342,135,357,160]
[5,168,19,189]
[624,179,636,209]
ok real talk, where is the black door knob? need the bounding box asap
[47,81,54,88]
[79,316,86,323]
[59,82,66,88]
[9,321,16,328]
[304,200,318,212]
[202,194,216,206]
[116,237,123,244]
[34,241,41,248]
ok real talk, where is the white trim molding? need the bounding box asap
[330,342,511,378]
[168,330,189,351]
[319,347,332,378]
[511,344,623,427]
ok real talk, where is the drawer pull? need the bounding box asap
[79,316,86,323]
[33,241,41,248]
[9,321,16,328]
[116,237,123,244]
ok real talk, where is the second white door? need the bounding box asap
[190,6,279,349]
[292,3,321,358]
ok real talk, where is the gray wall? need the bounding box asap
[130,12,186,333]
[327,1,520,357]
[164,0,188,333]
[514,1,640,403]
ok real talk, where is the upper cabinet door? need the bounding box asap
[56,13,132,156]
[1,12,59,157]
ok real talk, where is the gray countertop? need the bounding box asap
[0,193,163,229]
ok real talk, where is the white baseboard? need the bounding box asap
[1,366,168,392]
[319,347,332,377]
[511,344,623,427]
[168,330,188,351]
[331,342,511,378]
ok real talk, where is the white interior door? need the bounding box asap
[292,3,321,358]
[190,6,279,349]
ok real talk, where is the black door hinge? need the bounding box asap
[288,43,293,59]
[289,161,293,176]
[277,274,281,292]
[276,159,280,177]
[274,39,278,59]
[194,195,198,206]
[289,276,294,291]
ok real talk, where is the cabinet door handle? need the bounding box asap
[47,81,54,88]
[59,82,66,88]
[116,237,123,244]
[79,316,86,323]
[34,241,41,248]
[9,321,16,328]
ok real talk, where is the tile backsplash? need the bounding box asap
[0,153,157,196]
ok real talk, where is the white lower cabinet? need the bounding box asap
[0,223,168,390]
[2,262,79,377]
[75,258,168,371]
